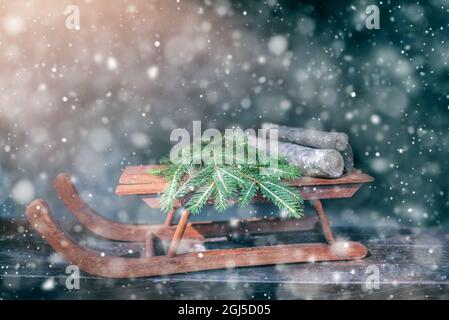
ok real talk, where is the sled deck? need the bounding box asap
[26,167,373,278]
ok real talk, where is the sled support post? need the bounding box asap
[164,209,176,226]
[312,199,335,244]
[145,231,155,257]
[167,210,190,258]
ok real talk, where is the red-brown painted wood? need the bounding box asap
[25,168,374,278]
[26,199,368,278]
[167,210,190,257]
[312,199,335,244]
[53,173,319,242]
[115,166,373,198]
[145,232,155,257]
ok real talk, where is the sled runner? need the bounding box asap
[26,166,373,278]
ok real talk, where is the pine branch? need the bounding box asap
[159,164,188,211]
[186,181,215,214]
[257,179,303,218]
[151,138,305,217]
[238,181,257,207]
[259,164,301,180]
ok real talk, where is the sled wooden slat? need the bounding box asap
[118,165,372,188]
[51,172,322,241]
[141,183,363,208]
[115,165,374,200]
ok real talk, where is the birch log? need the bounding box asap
[249,137,344,178]
[262,122,349,151]
[342,144,354,172]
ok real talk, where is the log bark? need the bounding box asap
[342,144,354,172]
[277,142,344,178]
[249,137,344,178]
[262,122,349,151]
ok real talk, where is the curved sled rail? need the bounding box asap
[26,199,368,278]
[53,173,203,242]
[25,199,186,278]
[53,173,320,242]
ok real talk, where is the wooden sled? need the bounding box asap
[26,167,373,278]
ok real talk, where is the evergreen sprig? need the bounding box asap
[150,138,304,218]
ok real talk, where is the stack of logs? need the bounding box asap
[260,123,354,178]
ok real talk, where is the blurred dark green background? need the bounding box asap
[0,0,448,227]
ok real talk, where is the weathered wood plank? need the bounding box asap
[115,166,373,196]
[141,183,362,207]
[119,165,372,186]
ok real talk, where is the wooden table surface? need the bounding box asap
[1,219,448,300]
